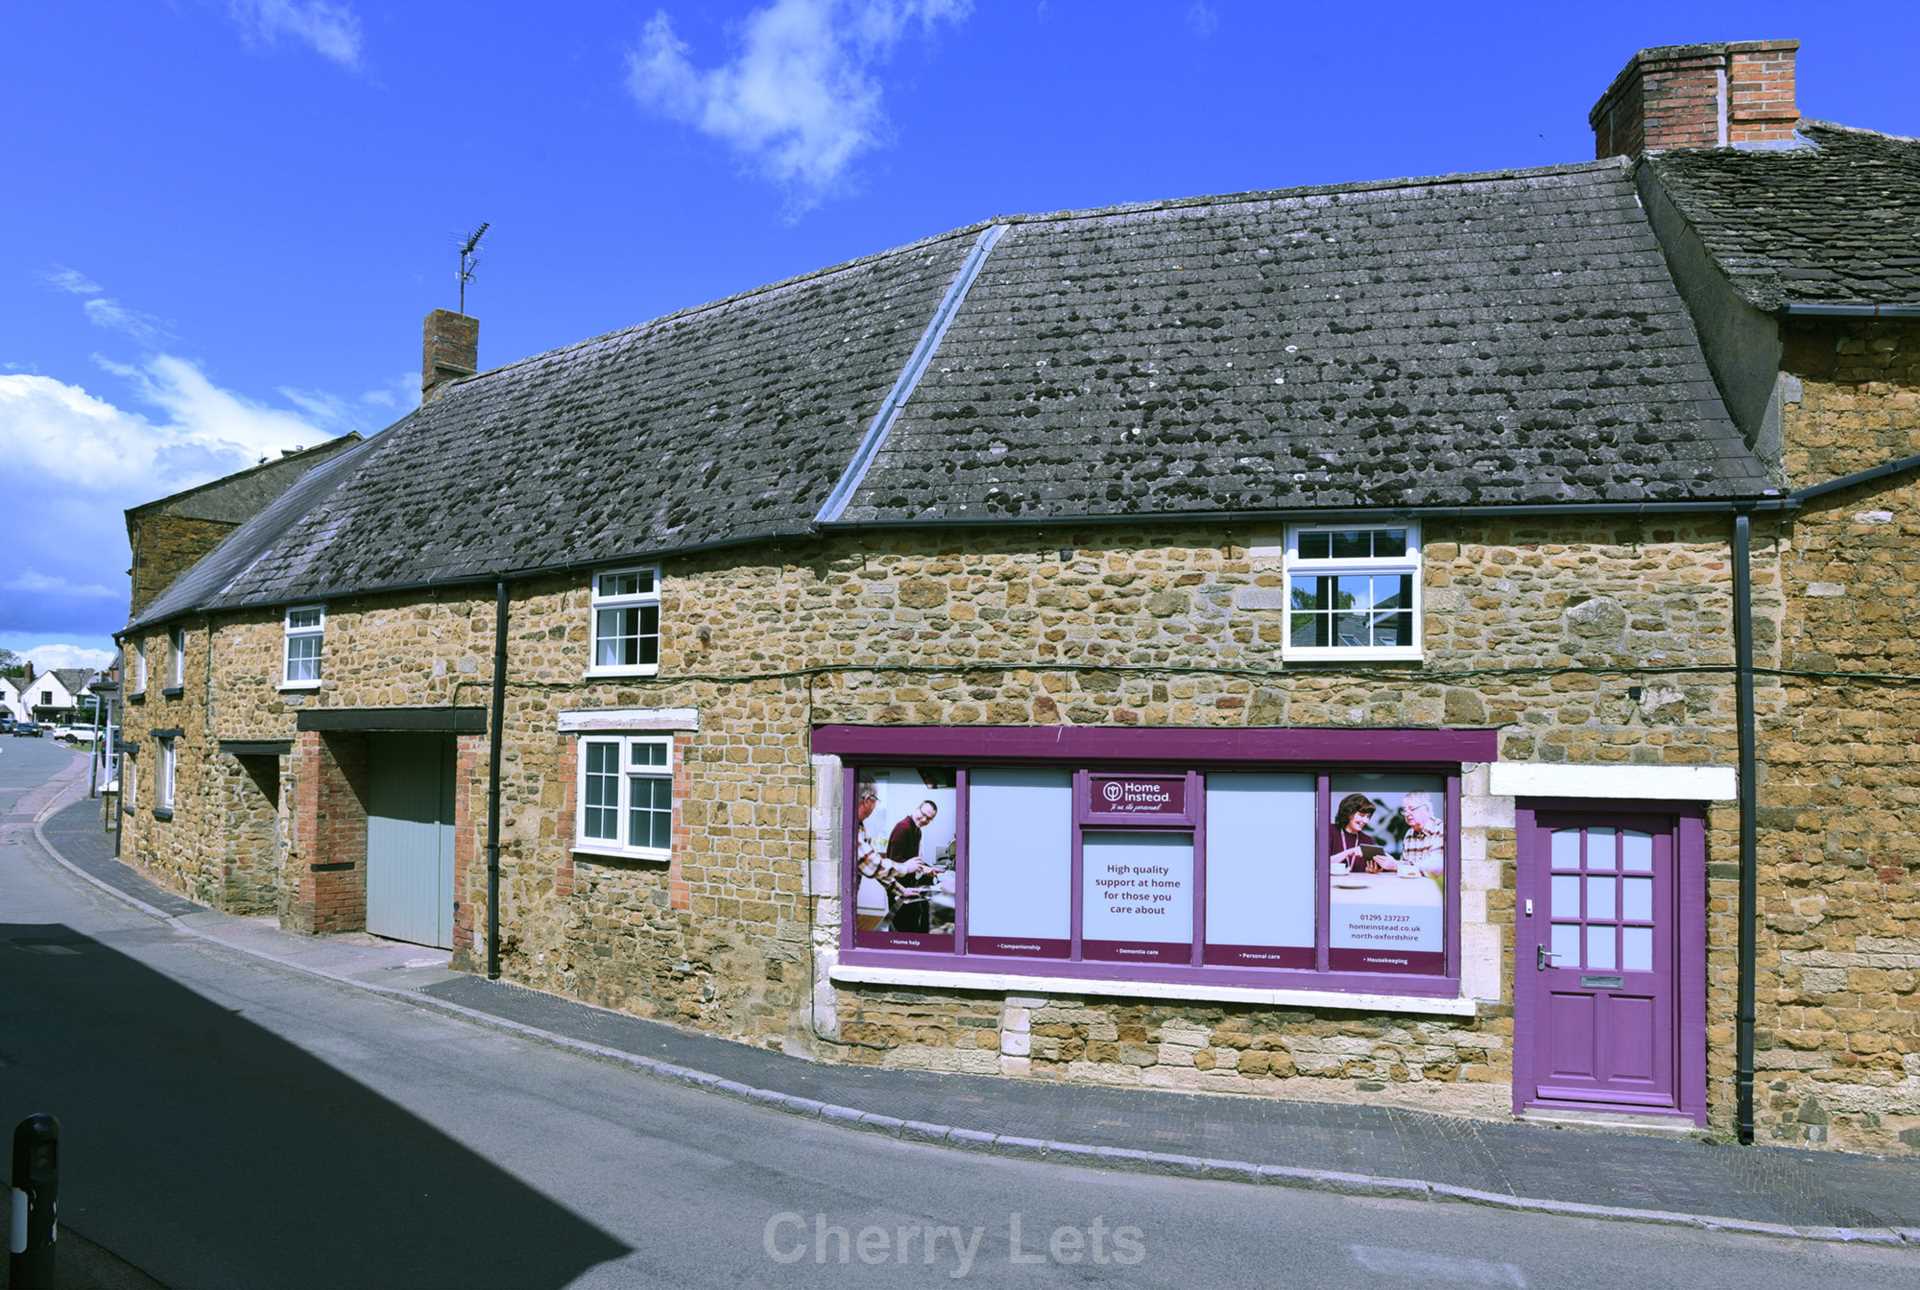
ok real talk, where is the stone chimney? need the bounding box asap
[422,309,479,403]
[1590,40,1799,158]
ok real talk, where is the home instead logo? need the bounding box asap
[1090,775,1183,817]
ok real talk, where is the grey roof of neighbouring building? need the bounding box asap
[128,436,364,525]
[1646,122,1920,311]
[130,156,1778,629]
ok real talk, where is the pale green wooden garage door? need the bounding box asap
[366,734,455,949]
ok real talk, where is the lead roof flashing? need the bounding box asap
[817,224,1007,523]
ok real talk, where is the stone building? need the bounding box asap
[116,39,1920,1153]
[125,437,361,620]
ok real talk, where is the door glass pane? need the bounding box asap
[1623,927,1653,972]
[1551,875,1580,917]
[1551,923,1580,967]
[1550,830,1581,870]
[1622,876,1653,922]
[1586,926,1617,970]
[1585,876,1616,921]
[1622,830,1653,872]
[1586,827,1617,871]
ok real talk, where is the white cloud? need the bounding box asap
[358,371,423,414]
[46,266,104,296]
[0,357,332,496]
[227,0,364,69]
[7,643,116,672]
[83,297,172,343]
[1,571,119,599]
[46,265,174,342]
[627,0,971,210]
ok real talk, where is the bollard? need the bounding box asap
[9,1114,58,1290]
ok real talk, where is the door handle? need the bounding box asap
[1537,944,1559,971]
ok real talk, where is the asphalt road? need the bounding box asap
[2,738,1914,1289]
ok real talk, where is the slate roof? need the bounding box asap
[129,157,1778,629]
[131,233,978,628]
[1647,122,1920,310]
[844,160,1767,521]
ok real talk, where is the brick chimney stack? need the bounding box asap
[1590,40,1799,158]
[422,309,479,403]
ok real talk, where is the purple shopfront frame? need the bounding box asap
[817,725,1494,998]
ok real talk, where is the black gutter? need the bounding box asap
[1778,301,1920,319]
[124,529,802,636]
[1732,511,1758,1146]
[486,579,509,981]
[1787,449,1920,504]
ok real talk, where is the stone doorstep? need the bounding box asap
[1518,1107,1707,1139]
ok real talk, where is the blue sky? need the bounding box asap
[3,1,1916,672]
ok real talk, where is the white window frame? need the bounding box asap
[125,756,137,810]
[587,566,662,678]
[168,627,186,688]
[1280,522,1423,662]
[282,604,325,689]
[157,737,176,811]
[573,733,674,860]
[130,643,147,697]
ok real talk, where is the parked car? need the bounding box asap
[14,719,42,737]
[57,726,99,745]
[0,715,13,734]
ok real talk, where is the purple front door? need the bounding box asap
[1516,810,1685,1117]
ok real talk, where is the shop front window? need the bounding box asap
[825,726,1481,994]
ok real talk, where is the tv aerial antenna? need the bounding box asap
[457,222,490,314]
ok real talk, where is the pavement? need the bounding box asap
[22,749,1920,1252]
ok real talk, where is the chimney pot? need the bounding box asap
[1589,39,1799,158]
[422,309,479,403]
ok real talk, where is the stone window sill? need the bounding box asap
[828,962,1479,1017]
[127,690,146,704]
[160,686,184,700]
[571,843,671,864]
[1280,647,1424,664]
[278,681,321,693]
[583,666,661,681]
[151,807,174,822]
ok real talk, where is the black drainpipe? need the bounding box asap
[486,579,509,980]
[1732,511,1758,1145]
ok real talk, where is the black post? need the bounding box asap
[10,1114,59,1289]
[1732,511,1758,1145]
[485,579,509,980]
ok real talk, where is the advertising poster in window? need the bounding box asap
[1203,773,1317,968]
[1327,775,1446,975]
[853,768,957,950]
[967,768,1073,959]
[1081,830,1194,963]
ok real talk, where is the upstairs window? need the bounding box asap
[283,605,325,687]
[589,567,660,676]
[168,627,186,688]
[157,737,177,811]
[575,734,674,858]
[1283,523,1422,661]
[130,643,147,696]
